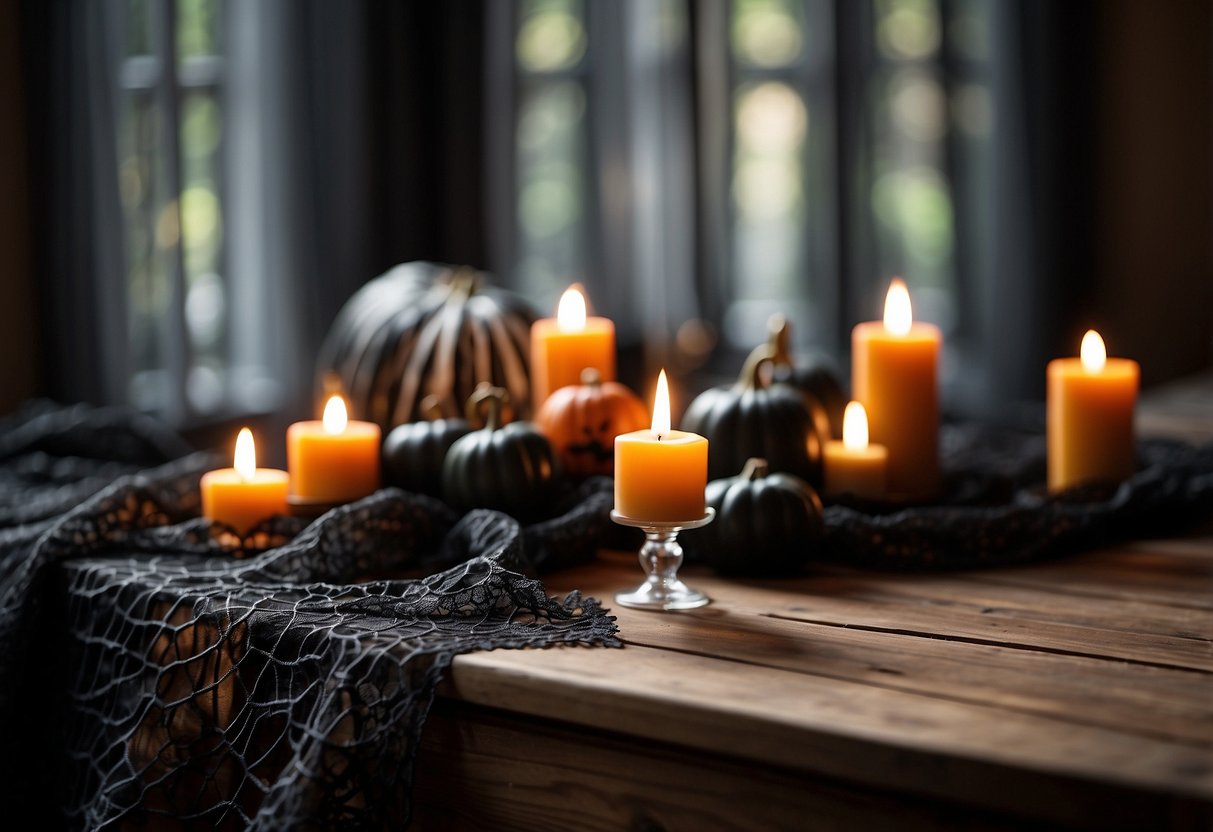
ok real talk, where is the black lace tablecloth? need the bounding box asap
[819,425,1213,569]
[0,403,619,829]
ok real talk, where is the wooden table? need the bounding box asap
[416,538,1212,830]
[414,387,1213,830]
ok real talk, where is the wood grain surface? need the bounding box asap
[424,536,1213,830]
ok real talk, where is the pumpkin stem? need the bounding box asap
[467,384,509,430]
[767,314,793,367]
[449,267,480,296]
[740,458,769,481]
[420,394,445,421]
[580,367,602,387]
[739,344,776,391]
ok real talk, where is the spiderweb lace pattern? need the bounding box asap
[0,403,619,829]
[819,426,1213,569]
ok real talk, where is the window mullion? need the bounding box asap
[153,0,192,423]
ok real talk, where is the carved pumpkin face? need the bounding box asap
[536,369,650,478]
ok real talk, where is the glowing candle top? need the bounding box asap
[323,395,348,434]
[1081,329,1107,373]
[652,370,672,438]
[883,278,913,336]
[557,285,588,333]
[842,401,870,451]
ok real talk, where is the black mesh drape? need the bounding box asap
[0,403,619,829]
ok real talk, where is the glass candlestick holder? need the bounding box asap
[611,508,715,611]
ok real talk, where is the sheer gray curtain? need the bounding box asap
[22,0,129,406]
[225,0,492,420]
[23,0,489,423]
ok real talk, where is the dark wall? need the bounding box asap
[1090,0,1213,385]
[0,0,40,413]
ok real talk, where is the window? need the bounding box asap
[114,0,228,422]
[495,0,993,371]
[725,0,834,351]
[97,0,994,422]
[512,0,593,308]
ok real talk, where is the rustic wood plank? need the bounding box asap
[655,567,1213,672]
[966,549,1213,610]
[586,588,1212,745]
[787,566,1213,637]
[1124,536,1213,561]
[804,545,1213,612]
[444,643,1213,828]
[414,702,1034,832]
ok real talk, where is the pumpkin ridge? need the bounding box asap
[373,306,429,423]
[468,313,490,399]
[320,268,421,388]
[351,307,416,423]
[393,307,448,426]
[428,296,467,422]
[480,309,532,420]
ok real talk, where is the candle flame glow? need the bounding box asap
[651,370,671,438]
[883,278,912,336]
[557,285,588,332]
[842,401,870,451]
[234,428,257,481]
[323,395,348,435]
[1080,329,1106,373]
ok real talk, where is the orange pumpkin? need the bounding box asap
[536,369,649,478]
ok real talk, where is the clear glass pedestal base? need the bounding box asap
[611,508,714,611]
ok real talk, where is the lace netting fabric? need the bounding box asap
[0,403,619,829]
[819,426,1213,569]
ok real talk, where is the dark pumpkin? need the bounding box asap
[767,314,848,440]
[381,396,472,498]
[535,368,649,478]
[681,344,826,486]
[696,458,824,576]
[317,262,538,431]
[441,386,560,520]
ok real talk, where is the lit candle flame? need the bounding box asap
[883,278,912,337]
[651,370,671,438]
[1080,329,1106,373]
[843,401,870,451]
[557,284,588,332]
[323,395,349,435]
[234,427,257,481]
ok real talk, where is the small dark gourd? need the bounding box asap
[681,344,826,486]
[442,386,560,519]
[697,458,824,576]
[535,368,649,478]
[381,396,472,498]
[316,262,538,431]
[767,314,848,440]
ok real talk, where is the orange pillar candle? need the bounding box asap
[287,395,382,503]
[852,278,941,499]
[530,284,616,412]
[201,428,289,533]
[614,370,708,523]
[1047,330,1139,492]
[823,402,888,499]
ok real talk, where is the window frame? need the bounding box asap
[109,0,230,426]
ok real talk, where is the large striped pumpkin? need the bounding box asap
[317,262,538,430]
